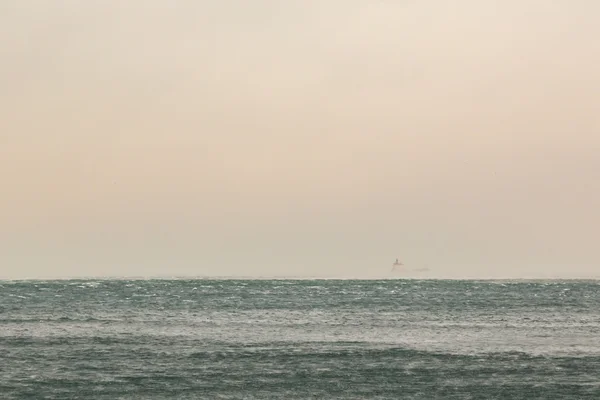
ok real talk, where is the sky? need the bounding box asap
[1,1,599,279]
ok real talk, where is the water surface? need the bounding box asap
[1,279,599,399]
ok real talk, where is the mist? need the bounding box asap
[1,1,599,279]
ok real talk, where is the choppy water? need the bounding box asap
[1,279,600,399]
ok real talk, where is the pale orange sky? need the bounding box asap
[1,1,599,278]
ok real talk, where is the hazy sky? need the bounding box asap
[1,1,599,279]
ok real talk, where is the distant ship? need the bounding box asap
[391,258,403,272]
[391,258,430,275]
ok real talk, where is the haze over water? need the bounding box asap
[1,1,599,279]
[2,3,599,398]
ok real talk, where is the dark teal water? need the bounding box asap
[1,279,599,399]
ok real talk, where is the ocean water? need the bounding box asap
[1,279,599,399]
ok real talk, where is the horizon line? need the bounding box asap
[2,275,600,281]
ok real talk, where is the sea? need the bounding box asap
[1,279,599,399]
